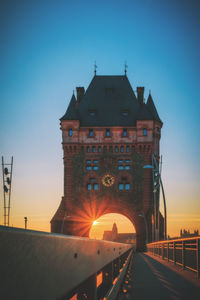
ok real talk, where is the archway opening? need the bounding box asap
[89,213,136,246]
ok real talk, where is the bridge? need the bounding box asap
[1,226,200,300]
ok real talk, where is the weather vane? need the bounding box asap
[94,61,97,76]
[124,61,128,75]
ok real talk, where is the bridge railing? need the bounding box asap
[147,236,200,278]
[0,226,134,300]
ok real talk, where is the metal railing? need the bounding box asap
[147,236,200,278]
[0,226,134,300]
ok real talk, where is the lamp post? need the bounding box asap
[138,213,148,247]
[24,217,27,229]
[143,155,167,241]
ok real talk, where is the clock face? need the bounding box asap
[102,174,115,187]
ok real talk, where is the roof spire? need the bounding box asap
[124,61,128,76]
[94,61,97,76]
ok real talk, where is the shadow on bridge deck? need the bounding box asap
[123,253,200,300]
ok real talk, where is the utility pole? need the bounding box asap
[2,156,13,226]
[24,217,27,229]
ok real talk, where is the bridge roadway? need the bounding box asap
[121,252,200,300]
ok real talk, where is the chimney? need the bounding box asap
[76,87,85,103]
[137,87,144,104]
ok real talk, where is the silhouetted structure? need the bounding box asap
[51,74,163,250]
[180,229,199,238]
[103,223,136,245]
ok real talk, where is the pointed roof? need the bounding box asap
[136,102,154,120]
[60,94,79,120]
[61,75,162,125]
[146,94,162,123]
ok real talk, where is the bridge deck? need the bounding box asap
[125,253,200,300]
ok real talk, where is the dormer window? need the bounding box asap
[121,110,129,116]
[68,129,73,137]
[106,129,110,137]
[88,109,96,116]
[89,129,94,137]
[143,128,147,136]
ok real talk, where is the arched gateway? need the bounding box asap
[51,74,164,251]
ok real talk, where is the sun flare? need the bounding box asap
[93,220,98,226]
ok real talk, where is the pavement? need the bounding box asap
[120,252,200,300]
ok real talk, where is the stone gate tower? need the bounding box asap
[51,74,163,251]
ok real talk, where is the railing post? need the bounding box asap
[197,239,200,279]
[173,241,176,265]
[167,242,169,262]
[182,240,185,270]
[101,262,113,297]
[162,243,164,260]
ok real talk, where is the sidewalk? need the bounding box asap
[124,253,200,300]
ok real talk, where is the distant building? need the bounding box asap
[103,223,136,244]
[180,229,199,238]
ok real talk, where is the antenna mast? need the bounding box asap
[2,156,13,226]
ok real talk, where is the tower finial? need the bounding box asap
[94,61,97,76]
[124,61,128,75]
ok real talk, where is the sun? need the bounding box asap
[93,220,98,226]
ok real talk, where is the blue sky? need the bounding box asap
[0,0,200,235]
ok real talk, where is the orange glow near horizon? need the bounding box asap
[89,213,136,240]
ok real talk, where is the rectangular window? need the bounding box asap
[125,159,130,163]
[87,146,90,153]
[106,129,110,137]
[94,183,99,190]
[92,146,96,153]
[118,160,123,163]
[143,128,147,136]
[118,183,124,191]
[125,183,130,190]
[126,146,130,152]
[68,129,73,137]
[87,184,92,190]
[123,129,127,137]
[88,110,96,116]
[118,166,124,170]
[86,166,92,171]
[120,146,124,153]
[89,129,94,137]
[93,160,98,164]
[98,146,102,152]
[86,160,91,164]
[115,146,119,153]
[93,166,99,170]
[125,165,131,170]
[121,110,129,116]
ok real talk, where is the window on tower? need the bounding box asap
[123,129,127,137]
[68,129,73,137]
[85,160,99,171]
[106,129,111,137]
[87,178,99,191]
[89,129,94,137]
[117,159,131,170]
[143,128,147,136]
[118,183,131,191]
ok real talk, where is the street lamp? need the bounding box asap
[138,213,148,246]
[143,155,167,241]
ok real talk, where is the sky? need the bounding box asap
[0,0,200,238]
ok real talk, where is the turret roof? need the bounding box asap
[61,75,162,126]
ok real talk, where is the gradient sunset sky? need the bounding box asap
[0,0,200,238]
